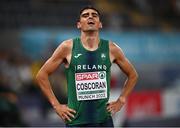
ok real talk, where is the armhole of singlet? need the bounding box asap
[106,40,112,67]
[67,38,75,69]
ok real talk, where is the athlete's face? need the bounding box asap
[77,9,102,32]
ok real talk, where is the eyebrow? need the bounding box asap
[81,12,99,17]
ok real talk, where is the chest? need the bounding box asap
[73,51,107,64]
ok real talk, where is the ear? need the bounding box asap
[77,22,81,29]
[99,22,102,29]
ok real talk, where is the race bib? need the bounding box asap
[75,71,107,101]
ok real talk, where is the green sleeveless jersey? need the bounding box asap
[65,37,111,125]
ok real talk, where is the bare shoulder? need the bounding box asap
[55,39,73,53]
[58,39,73,50]
[109,41,123,52]
[51,39,73,59]
[109,41,124,56]
[109,41,125,62]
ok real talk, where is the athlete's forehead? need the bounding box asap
[78,6,101,21]
[80,9,99,16]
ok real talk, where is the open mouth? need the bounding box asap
[88,21,95,25]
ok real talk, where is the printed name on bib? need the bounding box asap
[75,71,107,101]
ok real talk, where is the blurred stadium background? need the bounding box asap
[0,0,180,127]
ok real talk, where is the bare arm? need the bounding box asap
[36,39,76,122]
[107,42,138,114]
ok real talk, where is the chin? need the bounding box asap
[84,28,98,32]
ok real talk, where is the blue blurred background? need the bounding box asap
[0,0,180,127]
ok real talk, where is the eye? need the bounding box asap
[81,13,89,18]
[92,13,98,17]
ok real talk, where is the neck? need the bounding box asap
[80,31,100,50]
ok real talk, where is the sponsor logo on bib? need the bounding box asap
[75,71,107,101]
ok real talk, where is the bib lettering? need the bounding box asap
[75,71,107,101]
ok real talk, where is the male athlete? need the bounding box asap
[36,6,138,127]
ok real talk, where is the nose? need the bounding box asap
[88,13,93,18]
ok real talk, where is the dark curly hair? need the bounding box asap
[78,5,101,21]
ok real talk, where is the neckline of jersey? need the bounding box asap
[78,37,102,52]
